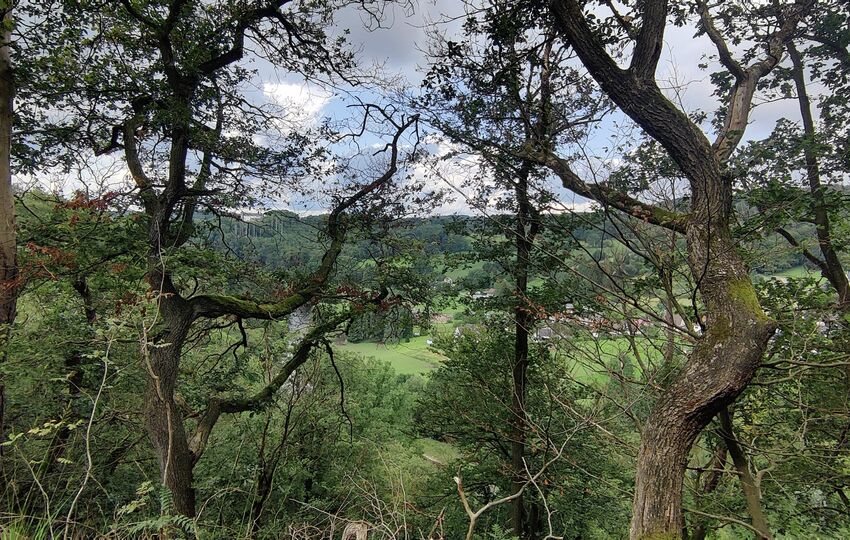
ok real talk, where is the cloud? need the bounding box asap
[262,82,334,126]
[329,0,467,81]
[16,152,134,198]
[404,135,601,216]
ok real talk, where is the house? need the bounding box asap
[472,288,497,300]
[535,326,554,340]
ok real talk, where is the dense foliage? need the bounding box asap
[1,1,850,539]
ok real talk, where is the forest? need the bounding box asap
[0,0,849,539]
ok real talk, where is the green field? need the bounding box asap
[751,264,820,281]
[560,336,664,384]
[415,437,459,465]
[440,259,486,280]
[334,335,444,375]
[771,265,817,279]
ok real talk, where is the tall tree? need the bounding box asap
[521,1,812,537]
[700,3,850,533]
[420,3,606,534]
[0,0,16,454]
[508,164,541,538]
[16,0,418,517]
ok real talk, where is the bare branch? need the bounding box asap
[188,112,418,320]
[698,1,746,81]
[188,310,352,461]
[523,145,689,233]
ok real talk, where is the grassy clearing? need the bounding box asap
[415,437,459,465]
[440,259,486,280]
[558,335,667,384]
[752,264,821,281]
[771,265,817,279]
[335,335,443,375]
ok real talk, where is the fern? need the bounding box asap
[116,483,197,538]
[158,487,174,517]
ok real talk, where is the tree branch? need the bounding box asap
[196,1,291,75]
[630,0,667,77]
[523,145,689,233]
[549,0,721,194]
[188,310,352,461]
[122,116,158,213]
[118,0,159,30]
[775,226,829,275]
[188,111,419,320]
[803,33,850,67]
[712,0,814,162]
[603,0,637,39]
[698,1,746,81]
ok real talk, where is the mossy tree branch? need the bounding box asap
[523,145,689,233]
[187,112,419,321]
[188,310,353,462]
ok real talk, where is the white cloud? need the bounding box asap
[262,82,334,126]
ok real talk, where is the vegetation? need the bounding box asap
[1,1,849,539]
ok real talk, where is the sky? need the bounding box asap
[26,1,824,218]
[252,0,820,217]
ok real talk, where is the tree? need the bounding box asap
[0,0,16,454]
[417,324,631,539]
[420,3,608,534]
[520,1,812,537]
[685,2,850,534]
[15,0,419,517]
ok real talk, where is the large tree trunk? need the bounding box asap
[0,3,16,455]
[541,1,808,535]
[0,6,14,328]
[631,226,776,538]
[143,287,196,517]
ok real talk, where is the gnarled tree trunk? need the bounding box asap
[631,228,775,537]
[541,2,809,536]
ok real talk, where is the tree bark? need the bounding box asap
[0,2,16,456]
[630,231,775,538]
[143,281,197,517]
[0,5,14,328]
